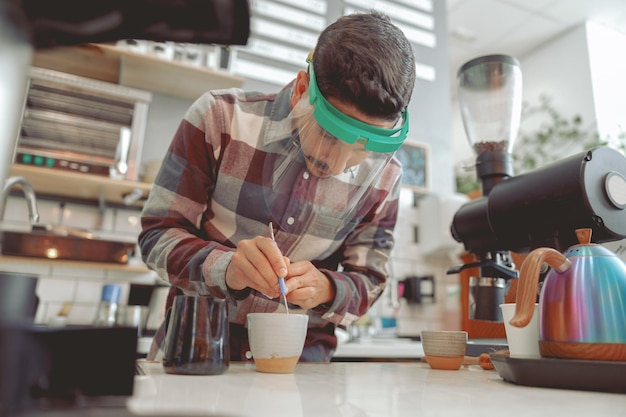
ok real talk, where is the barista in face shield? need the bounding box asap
[291,57,409,179]
[139,11,416,362]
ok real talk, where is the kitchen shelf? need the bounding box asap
[9,164,151,208]
[0,255,149,273]
[32,43,245,99]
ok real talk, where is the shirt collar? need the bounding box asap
[262,79,298,146]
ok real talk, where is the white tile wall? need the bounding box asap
[64,304,100,326]
[61,203,111,231]
[113,208,142,234]
[3,196,60,228]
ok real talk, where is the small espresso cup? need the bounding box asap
[421,330,468,370]
[247,313,308,374]
[162,295,229,375]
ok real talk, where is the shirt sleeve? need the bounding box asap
[138,91,236,302]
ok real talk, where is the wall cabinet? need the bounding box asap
[32,43,244,99]
[13,43,245,207]
[10,164,151,208]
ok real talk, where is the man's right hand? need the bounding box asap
[225,235,289,297]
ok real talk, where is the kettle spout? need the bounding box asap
[510,248,571,328]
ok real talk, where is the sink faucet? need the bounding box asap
[1,176,39,224]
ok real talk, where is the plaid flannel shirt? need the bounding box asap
[139,81,402,362]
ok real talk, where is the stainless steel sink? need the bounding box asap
[1,225,136,264]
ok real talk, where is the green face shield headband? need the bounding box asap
[306,59,409,153]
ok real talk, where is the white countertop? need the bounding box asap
[333,337,424,359]
[128,361,626,417]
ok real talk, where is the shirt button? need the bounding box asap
[287,217,295,225]
[245,351,253,359]
[303,172,310,180]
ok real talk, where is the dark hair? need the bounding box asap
[313,11,416,121]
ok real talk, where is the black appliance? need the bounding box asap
[447,55,626,322]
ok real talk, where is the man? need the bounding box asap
[140,11,416,362]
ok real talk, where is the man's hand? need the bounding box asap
[225,236,288,297]
[283,261,335,310]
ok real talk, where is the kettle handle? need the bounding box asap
[510,248,571,328]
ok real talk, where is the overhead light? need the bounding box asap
[46,247,59,259]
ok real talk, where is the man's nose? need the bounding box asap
[328,148,353,175]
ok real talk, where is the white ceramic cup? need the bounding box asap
[500,303,541,358]
[247,313,308,374]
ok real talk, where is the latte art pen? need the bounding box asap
[269,222,289,313]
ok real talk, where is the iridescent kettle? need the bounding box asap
[510,228,626,361]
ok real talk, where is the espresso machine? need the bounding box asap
[448,54,626,322]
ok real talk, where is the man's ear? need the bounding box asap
[290,70,309,108]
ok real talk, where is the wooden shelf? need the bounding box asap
[9,164,151,208]
[0,255,149,272]
[32,43,245,99]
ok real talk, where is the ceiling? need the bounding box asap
[446,0,626,96]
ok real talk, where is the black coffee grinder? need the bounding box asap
[448,55,523,322]
[448,55,626,323]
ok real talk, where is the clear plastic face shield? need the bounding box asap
[262,58,410,233]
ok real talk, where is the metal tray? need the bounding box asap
[2,230,136,264]
[490,353,626,393]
